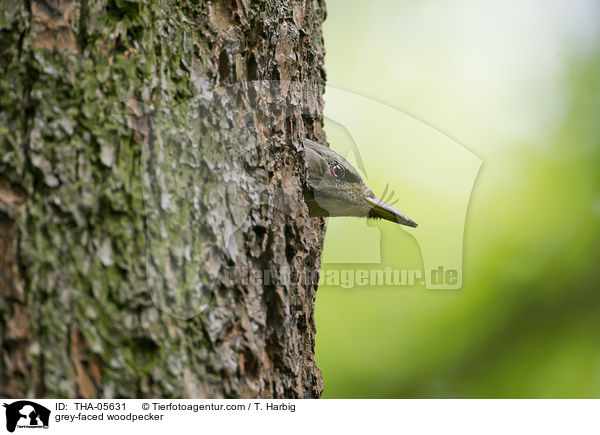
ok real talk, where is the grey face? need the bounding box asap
[302,138,418,228]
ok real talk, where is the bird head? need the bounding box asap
[302,138,418,228]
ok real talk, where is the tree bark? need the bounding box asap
[0,0,327,398]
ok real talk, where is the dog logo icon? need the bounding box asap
[3,401,50,433]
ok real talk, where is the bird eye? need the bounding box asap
[330,162,345,178]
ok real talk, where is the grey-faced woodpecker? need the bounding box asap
[302,138,418,228]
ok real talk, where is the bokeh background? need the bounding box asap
[314,0,600,398]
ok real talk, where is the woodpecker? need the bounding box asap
[302,138,418,228]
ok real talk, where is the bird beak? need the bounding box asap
[364,196,418,228]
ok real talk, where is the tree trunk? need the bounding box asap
[0,0,327,398]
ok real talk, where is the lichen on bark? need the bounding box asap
[0,0,327,398]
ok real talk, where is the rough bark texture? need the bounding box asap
[0,0,327,398]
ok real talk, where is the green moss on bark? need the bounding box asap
[1,0,327,398]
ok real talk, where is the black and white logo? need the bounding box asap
[2,401,50,433]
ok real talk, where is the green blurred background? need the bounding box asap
[314,0,600,398]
